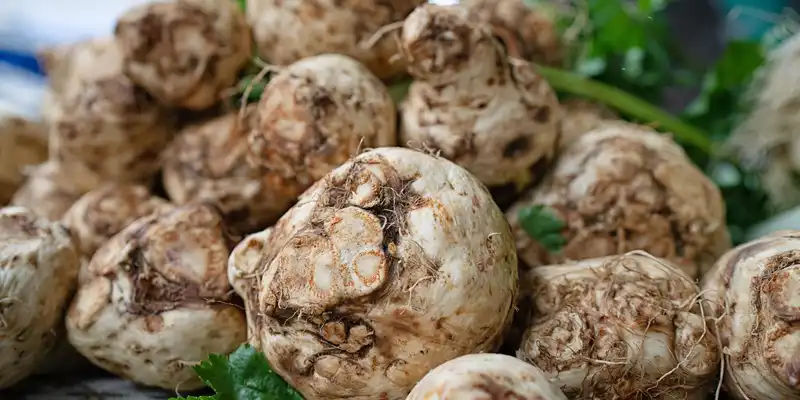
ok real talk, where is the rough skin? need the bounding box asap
[459,0,564,66]
[557,98,618,150]
[65,203,246,390]
[247,53,397,190]
[399,4,561,187]
[10,162,84,222]
[518,251,719,399]
[702,230,800,400]
[228,147,518,399]
[163,107,299,236]
[0,115,48,206]
[507,123,730,279]
[406,353,568,400]
[246,0,426,81]
[114,0,252,110]
[0,206,80,389]
[44,37,173,191]
[62,183,171,261]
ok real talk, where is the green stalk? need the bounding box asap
[535,65,714,153]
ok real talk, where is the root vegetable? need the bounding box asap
[701,230,800,399]
[45,37,174,190]
[518,251,719,399]
[399,4,561,187]
[557,98,618,150]
[61,183,172,264]
[406,353,568,400]
[246,53,397,190]
[0,115,48,205]
[458,0,564,66]
[114,0,252,110]
[65,203,246,390]
[227,147,518,399]
[162,107,296,235]
[10,162,84,221]
[246,0,425,81]
[507,123,730,279]
[0,206,80,389]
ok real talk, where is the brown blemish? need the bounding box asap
[144,314,164,333]
[471,372,527,399]
[532,106,550,123]
[117,206,231,316]
[502,136,531,159]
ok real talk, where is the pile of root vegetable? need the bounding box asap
[3,0,800,399]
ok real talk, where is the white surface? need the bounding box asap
[0,0,157,120]
[0,0,155,51]
[0,65,47,120]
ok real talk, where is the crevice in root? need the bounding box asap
[123,244,201,316]
[0,297,20,330]
[264,309,378,378]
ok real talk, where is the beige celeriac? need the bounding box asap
[246,0,425,81]
[43,37,173,191]
[0,206,80,389]
[407,353,568,400]
[114,0,252,110]
[518,251,719,399]
[228,147,518,399]
[0,115,48,205]
[246,53,397,192]
[507,122,730,279]
[66,203,246,390]
[399,4,562,188]
[702,230,800,400]
[163,107,296,235]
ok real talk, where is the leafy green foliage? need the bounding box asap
[680,40,769,244]
[228,58,275,108]
[517,205,566,253]
[557,0,687,103]
[232,76,267,104]
[682,40,765,142]
[388,79,412,105]
[170,344,304,400]
[524,0,773,245]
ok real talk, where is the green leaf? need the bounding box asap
[679,38,770,245]
[170,396,216,400]
[190,344,304,400]
[712,41,765,89]
[517,205,566,253]
[684,40,764,116]
[576,57,606,77]
[548,0,679,103]
[622,47,645,79]
[236,0,246,12]
[388,80,412,105]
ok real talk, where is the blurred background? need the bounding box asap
[0,0,798,118]
[0,0,154,118]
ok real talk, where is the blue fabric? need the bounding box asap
[0,49,44,76]
[720,0,788,39]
